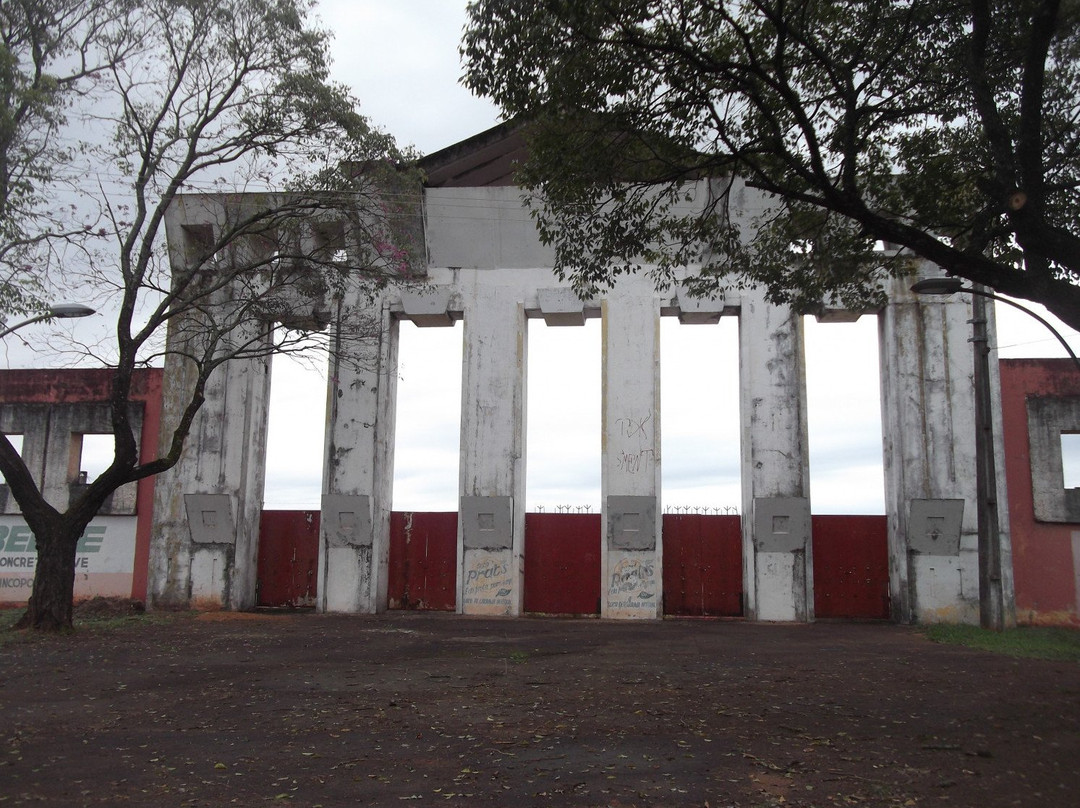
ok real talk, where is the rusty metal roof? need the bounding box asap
[418,120,527,188]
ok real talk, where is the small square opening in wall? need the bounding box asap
[78,434,113,483]
[1062,433,1080,489]
[2,435,23,474]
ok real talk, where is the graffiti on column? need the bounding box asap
[607,555,656,612]
[462,552,513,610]
[615,413,656,475]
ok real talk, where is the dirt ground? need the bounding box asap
[1,611,1077,807]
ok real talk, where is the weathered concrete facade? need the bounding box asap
[0,369,162,603]
[145,126,1015,624]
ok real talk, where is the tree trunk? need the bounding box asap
[13,523,79,631]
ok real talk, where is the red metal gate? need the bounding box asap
[812,515,890,619]
[388,511,457,611]
[662,514,743,617]
[256,510,320,607]
[524,512,602,615]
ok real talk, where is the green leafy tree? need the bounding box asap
[463,0,1080,327]
[0,0,133,317]
[0,0,420,631]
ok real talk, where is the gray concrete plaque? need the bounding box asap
[753,497,810,552]
[184,494,235,545]
[461,496,513,550]
[607,495,657,550]
[907,498,964,555]
[321,494,372,548]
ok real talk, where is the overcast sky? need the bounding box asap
[256,1,1080,515]
[4,1,1077,517]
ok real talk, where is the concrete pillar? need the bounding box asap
[880,273,1012,624]
[458,277,527,616]
[318,293,399,613]
[601,288,662,619]
[148,323,272,610]
[739,290,813,621]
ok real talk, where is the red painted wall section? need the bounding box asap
[524,513,601,615]
[0,368,162,404]
[811,515,889,619]
[256,510,320,607]
[131,369,162,602]
[388,511,457,611]
[662,514,742,617]
[999,359,1080,626]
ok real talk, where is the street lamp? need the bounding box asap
[0,303,96,340]
[910,278,1080,371]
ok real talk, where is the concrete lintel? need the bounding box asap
[534,288,597,327]
[399,287,457,327]
[673,288,728,325]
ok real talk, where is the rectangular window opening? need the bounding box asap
[77,434,113,484]
[1,434,23,485]
[1061,433,1080,488]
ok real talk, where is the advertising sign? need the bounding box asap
[0,516,137,603]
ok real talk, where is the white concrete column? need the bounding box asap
[458,278,527,616]
[738,290,813,621]
[148,324,272,610]
[318,293,399,613]
[601,287,662,619]
[879,273,1013,624]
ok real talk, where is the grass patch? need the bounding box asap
[924,623,1080,662]
[0,608,21,633]
[0,604,188,647]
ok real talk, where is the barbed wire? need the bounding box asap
[529,504,740,515]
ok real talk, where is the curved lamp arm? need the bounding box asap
[0,304,96,340]
[911,279,1080,372]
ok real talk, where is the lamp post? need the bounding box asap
[908,278,1076,631]
[0,303,96,340]
[911,278,1080,371]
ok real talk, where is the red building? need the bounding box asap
[999,359,1080,626]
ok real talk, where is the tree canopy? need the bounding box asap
[463,0,1080,328]
[0,0,419,630]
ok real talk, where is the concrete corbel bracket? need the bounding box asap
[674,288,727,325]
[321,494,373,548]
[399,287,455,327]
[461,496,514,550]
[536,288,592,327]
[813,292,879,324]
[184,494,236,545]
[753,497,810,552]
[907,499,964,555]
